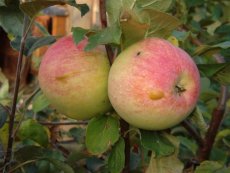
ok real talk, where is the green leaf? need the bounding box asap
[46,158,74,173]
[143,9,181,38]
[108,138,125,173]
[15,145,45,162]
[136,0,173,12]
[212,64,230,85]
[72,27,89,44]
[140,130,175,157]
[20,0,89,18]
[17,119,50,147]
[190,106,208,136]
[120,10,149,49]
[86,115,120,155]
[85,23,121,51]
[146,134,183,173]
[69,127,85,143]
[106,0,122,24]
[11,35,56,56]
[215,129,230,145]
[178,136,198,155]
[193,41,230,56]
[198,63,229,78]
[0,105,8,128]
[0,0,6,6]
[216,167,230,173]
[0,2,23,36]
[195,161,223,173]
[32,91,50,113]
[197,62,230,85]
[0,69,9,100]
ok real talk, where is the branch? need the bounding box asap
[99,1,130,172]
[191,38,228,162]
[99,0,114,65]
[197,54,228,161]
[4,15,32,169]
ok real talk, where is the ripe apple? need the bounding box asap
[108,38,200,130]
[38,35,111,120]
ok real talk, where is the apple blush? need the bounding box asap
[38,35,111,120]
[108,38,200,130]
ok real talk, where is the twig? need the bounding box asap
[6,121,88,126]
[197,54,228,161]
[99,0,114,64]
[99,1,130,172]
[190,38,228,162]
[4,15,32,169]
[181,120,204,147]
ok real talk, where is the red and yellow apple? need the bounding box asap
[38,35,111,120]
[108,38,200,130]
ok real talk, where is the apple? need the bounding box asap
[38,35,111,120]
[108,38,200,130]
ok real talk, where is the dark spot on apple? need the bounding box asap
[136,51,141,56]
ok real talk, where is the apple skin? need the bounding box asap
[108,38,200,130]
[38,35,111,120]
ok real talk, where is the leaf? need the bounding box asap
[86,115,120,155]
[140,130,175,157]
[136,0,173,12]
[212,64,230,85]
[120,9,149,49]
[15,145,45,162]
[108,138,125,173]
[190,106,208,136]
[72,27,89,44]
[0,69,9,100]
[197,62,230,85]
[32,91,50,113]
[193,41,230,56]
[215,129,230,145]
[85,23,121,51]
[178,136,198,156]
[69,127,85,143]
[106,0,122,24]
[17,119,50,147]
[11,35,56,56]
[216,167,230,173]
[0,105,8,128]
[195,161,223,173]
[146,134,183,173]
[86,157,105,172]
[46,158,74,173]
[0,0,6,6]
[197,63,229,78]
[20,0,89,18]
[0,123,9,150]
[0,2,23,36]
[143,9,181,38]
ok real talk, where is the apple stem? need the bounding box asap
[3,15,32,170]
[99,1,131,172]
